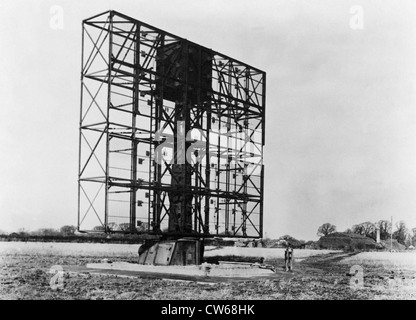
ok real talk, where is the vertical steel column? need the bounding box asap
[153,34,165,233]
[233,114,238,235]
[204,105,211,234]
[182,41,191,234]
[260,73,266,238]
[216,112,221,235]
[130,24,140,233]
[104,12,114,232]
[77,24,85,231]
[225,62,233,235]
[195,46,202,234]
[242,70,250,237]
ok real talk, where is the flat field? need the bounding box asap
[0,241,415,300]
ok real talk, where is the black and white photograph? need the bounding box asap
[0,0,415,303]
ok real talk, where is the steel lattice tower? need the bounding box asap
[78,11,266,239]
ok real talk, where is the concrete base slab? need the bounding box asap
[63,262,295,283]
[86,261,275,278]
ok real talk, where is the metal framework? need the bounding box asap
[78,11,266,238]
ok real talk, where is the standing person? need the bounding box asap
[284,245,294,272]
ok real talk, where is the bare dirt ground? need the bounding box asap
[0,242,415,300]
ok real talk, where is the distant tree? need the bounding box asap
[60,225,76,236]
[34,228,59,236]
[352,222,375,238]
[344,228,354,234]
[107,222,119,232]
[412,228,416,247]
[279,235,303,248]
[136,221,149,232]
[375,220,392,241]
[18,228,28,236]
[30,229,40,236]
[404,234,413,247]
[392,221,408,245]
[93,225,106,232]
[317,223,337,237]
[119,223,131,232]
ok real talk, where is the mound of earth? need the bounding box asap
[379,239,406,251]
[317,232,381,250]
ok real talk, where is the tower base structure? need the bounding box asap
[138,238,203,265]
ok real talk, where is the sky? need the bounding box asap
[0,0,416,240]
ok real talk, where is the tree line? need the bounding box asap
[1,222,150,237]
[317,220,416,247]
[1,225,78,237]
[2,220,415,247]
